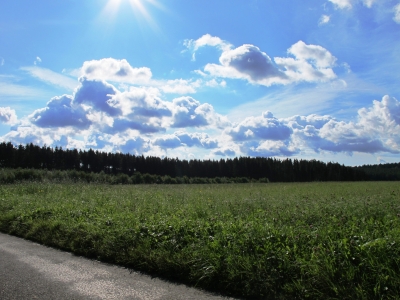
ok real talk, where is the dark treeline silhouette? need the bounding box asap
[0,142,371,182]
[354,163,400,181]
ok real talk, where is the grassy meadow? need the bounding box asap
[0,181,399,299]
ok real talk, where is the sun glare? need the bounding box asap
[101,0,165,34]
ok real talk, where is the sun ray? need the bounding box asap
[99,0,166,36]
[127,0,162,34]
[101,0,123,22]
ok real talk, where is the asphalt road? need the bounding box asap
[0,233,235,300]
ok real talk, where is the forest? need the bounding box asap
[0,141,398,182]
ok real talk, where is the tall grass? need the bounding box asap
[0,182,399,299]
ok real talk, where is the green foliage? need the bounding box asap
[0,182,399,299]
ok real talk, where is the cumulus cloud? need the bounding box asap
[320,95,400,150]
[394,3,400,24]
[317,120,390,153]
[285,114,333,130]
[108,118,165,134]
[4,54,400,160]
[184,34,232,60]
[80,58,220,94]
[213,148,236,157]
[192,35,337,86]
[81,58,152,84]
[171,96,229,128]
[274,41,337,83]
[175,131,218,148]
[2,69,231,155]
[243,140,298,157]
[74,78,120,116]
[154,135,182,149]
[4,93,400,158]
[289,95,400,154]
[160,79,201,94]
[205,79,226,87]
[30,95,91,129]
[118,136,149,154]
[1,124,74,148]
[109,86,171,118]
[204,44,288,86]
[227,111,292,141]
[0,107,18,125]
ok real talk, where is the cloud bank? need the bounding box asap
[3,68,399,160]
[2,45,400,161]
[186,35,337,86]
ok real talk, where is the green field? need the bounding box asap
[0,182,399,299]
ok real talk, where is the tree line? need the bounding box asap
[1,141,392,182]
[354,163,400,181]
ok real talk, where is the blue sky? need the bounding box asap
[1,0,400,166]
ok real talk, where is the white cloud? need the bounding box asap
[362,0,376,8]
[329,0,378,10]
[329,0,353,9]
[174,131,218,149]
[184,34,232,60]
[275,41,337,83]
[30,95,91,129]
[1,125,71,148]
[227,111,292,142]
[394,3,400,24]
[34,56,42,65]
[319,15,331,25]
[80,58,220,94]
[160,79,201,94]
[0,57,4,66]
[206,44,287,85]
[357,95,400,144]
[21,66,77,90]
[153,134,182,149]
[74,78,120,116]
[109,86,171,118]
[289,95,400,154]
[81,58,152,84]
[286,114,333,129]
[4,52,400,160]
[192,35,337,86]
[2,74,232,155]
[213,147,236,157]
[243,139,298,157]
[0,107,18,125]
[4,93,400,159]
[205,79,226,87]
[170,96,229,129]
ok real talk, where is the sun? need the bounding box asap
[102,0,164,33]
